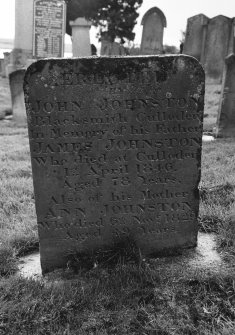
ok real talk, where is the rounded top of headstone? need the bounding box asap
[141,7,167,28]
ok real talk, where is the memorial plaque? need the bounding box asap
[24,56,205,273]
[33,0,66,58]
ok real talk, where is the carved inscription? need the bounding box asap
[24,56,205,272]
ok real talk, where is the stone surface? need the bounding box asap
[9,69,27,125]
[69,18,91,57]
[33,0,66,58]
[24,55,204,274]
[183,14,209,61]
[216,54,235,137]
[140,7,166,55]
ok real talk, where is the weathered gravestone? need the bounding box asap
[216,54,235,137]
[101,39,126,56]
[183,14,235,83]
[9,69,27,125]
[33,0,66,58]
[140,7,167,55]
[183,14,209,62]
[204,16,233,83]
[24,56,205,273]
[69,18,91,57]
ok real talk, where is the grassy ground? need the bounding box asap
[0,79,235,334]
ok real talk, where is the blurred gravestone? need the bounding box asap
[0,58,4,76]
[69,18,91,57]
[216,54,235,137]
[3,52,10,77]
[204,16,233,83]
[9,69,27,126]
[33,0,66,58]
[8,0,66,74]
[24,55,204,274]
[140,7,167,55]
[183,14,235,83]
[101,39,126,56]
[183,14,209,62]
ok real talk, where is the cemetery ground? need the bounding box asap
[0,76,235,334]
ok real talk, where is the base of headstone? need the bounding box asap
[16,233,226,280]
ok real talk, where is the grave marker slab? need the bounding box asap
[140,7,167,55]
[10,69,27,125]
[33,0,66,58]
[24,56,205,273]
[216,54,235,137]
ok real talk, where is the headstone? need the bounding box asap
[216,54,235,137]
[9,69,27,126]
[69,18,91,57]
[101,39,126,56]
[0,58,4,77]
[3,52,11,77]
[204,16,233,83]
[11,0,34,70]
[8,0,66,74]
[24,55,205,274]
[140,7,167,55]
[33,0,66,58]
[183,14,209,61]
[183,14,235,83]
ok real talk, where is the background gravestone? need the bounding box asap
[9,69,27,126]
[140,7,167,55]
[101,39,127,56]
[183,14,235,83]
[216,54,235,137]
[8,0,34,73]
[183,14,209,62]
[204,16,233,83]
[33,0,66,58]
[7,0,66,75]
[69,18,91,57]
[24,56,205,274]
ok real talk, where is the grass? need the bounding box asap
[0,78,235,334]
